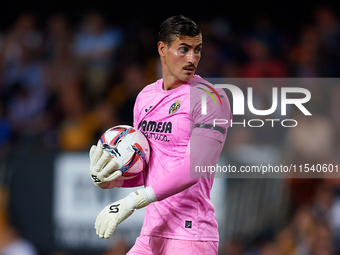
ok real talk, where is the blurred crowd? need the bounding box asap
[220,179,340,255]
[0,6,339,154]
[0,11,157,154]
[0,5,339,255]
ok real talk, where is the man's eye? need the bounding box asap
[194,48,202,54]
[179,47,188,53]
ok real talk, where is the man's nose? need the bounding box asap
[186,51,197,65]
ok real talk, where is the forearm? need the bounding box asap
[121,173,144,187]
[104,172,144,188]
[151,134,220,201]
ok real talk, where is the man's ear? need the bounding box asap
[158,41,167,57]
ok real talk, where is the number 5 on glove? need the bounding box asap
[95,187,156,239]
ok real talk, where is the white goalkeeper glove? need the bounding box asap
[89,145,123,188]
[95,186,157,239]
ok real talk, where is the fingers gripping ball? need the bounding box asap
[89,145,121,188]
[98,125,150,180]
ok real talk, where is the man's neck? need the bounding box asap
[162,74,188,91]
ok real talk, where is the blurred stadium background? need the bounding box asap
[0,0,340,254]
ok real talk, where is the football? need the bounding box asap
[97,125,150,180]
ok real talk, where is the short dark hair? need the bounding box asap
[158,15,201,46]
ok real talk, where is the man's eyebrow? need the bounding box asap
[178,42,202,48]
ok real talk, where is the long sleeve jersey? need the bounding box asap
[121,75,231,241]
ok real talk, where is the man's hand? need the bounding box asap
[95,187,156,239]
[89,145,122,188]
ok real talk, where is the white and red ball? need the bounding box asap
[97,125,150,180]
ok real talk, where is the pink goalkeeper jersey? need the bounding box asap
[133,75,231,241]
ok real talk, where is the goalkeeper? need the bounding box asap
[89,15,232,255]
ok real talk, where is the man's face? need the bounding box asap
[160,35,202,83]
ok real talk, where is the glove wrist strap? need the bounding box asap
[129,187,157,209]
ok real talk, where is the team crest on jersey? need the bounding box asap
[169,99,182,115]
